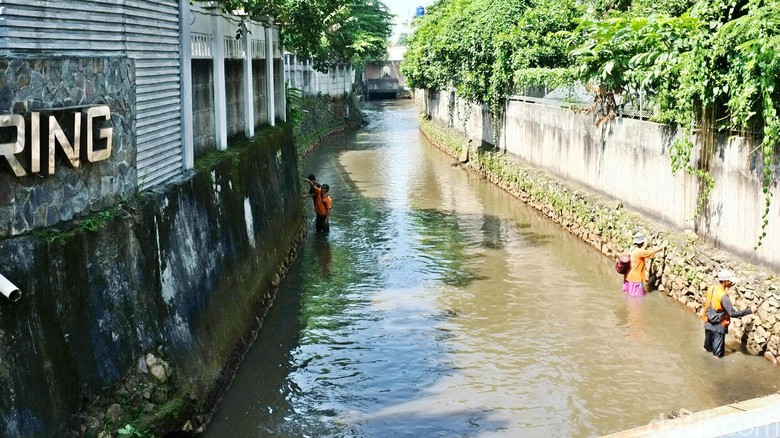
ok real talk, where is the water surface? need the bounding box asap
[205,101,778,437]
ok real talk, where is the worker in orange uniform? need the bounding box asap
[303,178,331,233]
[701,269,753,358]
[623,232,665,296]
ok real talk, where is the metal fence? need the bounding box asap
[510,84,655,121]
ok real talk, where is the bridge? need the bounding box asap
[362,46,410,100]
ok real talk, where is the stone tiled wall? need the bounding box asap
[192,59,216,158]
[0,57,136,237]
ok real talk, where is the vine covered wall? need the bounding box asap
[424,90,780,273]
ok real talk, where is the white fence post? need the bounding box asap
[278,33,286,122]
[265,26,275,126]
[242,21,254,138]
[179,0,194,169]
[212,9,228,150]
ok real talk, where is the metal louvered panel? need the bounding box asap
[0,0,128,56]
[126,1,183,188]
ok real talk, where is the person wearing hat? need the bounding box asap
[622,232,665,297]
[701,270,754,358]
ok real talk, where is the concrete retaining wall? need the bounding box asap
[423,90,780,272]
[419,113,780,365]
[0,125,303,437]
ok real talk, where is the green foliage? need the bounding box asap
[117,424,153,438]
[406,0,780,248]
[514,68,577,91]
[402,0,582,122]
[568,0,780,247]
[216,0,392,70]
[193,124,286,172]
[286,86,305,134]
[32,208,124,244]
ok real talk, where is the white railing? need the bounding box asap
[224,36,243,59]
[251,39,265,59]
[191,33,212,59]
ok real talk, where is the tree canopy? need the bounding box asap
[214,0,393,70]
[401,0,582,116]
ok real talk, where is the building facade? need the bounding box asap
[0,0,354,238]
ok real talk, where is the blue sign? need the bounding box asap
[415,6,425,17]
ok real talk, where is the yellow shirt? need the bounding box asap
[625,248,655,283]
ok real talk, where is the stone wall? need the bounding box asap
[295,94,363,158]
[192,59,215,158]
[419,115,780,363]
[252,60,268,128]
[225,60,246,140]
[0,125,304,437]
[0,57,136,237]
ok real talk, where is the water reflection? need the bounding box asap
[205,101,779,438]
[312,234,333,277]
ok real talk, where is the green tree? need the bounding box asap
[402,0,580,119]
[214,0,392,70]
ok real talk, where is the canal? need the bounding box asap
[204,101,778,437]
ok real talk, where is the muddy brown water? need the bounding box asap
[204,101,779,437]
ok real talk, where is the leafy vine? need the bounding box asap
[403,0,780,249]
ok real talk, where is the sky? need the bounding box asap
[387,0,434,43]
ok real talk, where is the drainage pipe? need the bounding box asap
[0,274,21,302]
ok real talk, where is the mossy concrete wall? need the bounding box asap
[420,115,780,363]
[0,125,303,437]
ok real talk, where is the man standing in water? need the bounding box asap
[701,270,753,358]
[303,179,331,233]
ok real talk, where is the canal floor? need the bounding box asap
[204,101,779,437]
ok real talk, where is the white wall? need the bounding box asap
[425,90,780,271]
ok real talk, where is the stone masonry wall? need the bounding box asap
[0,57,136,237]
[420,115,780,364]
[225,60,246,141]
[192,59,216,159]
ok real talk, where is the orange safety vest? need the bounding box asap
[701,284,730,327]
[313,187,329,216]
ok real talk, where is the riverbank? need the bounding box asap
[419,113,780,362]
[295,93,365,159]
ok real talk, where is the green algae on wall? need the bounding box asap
[0,124,305,437]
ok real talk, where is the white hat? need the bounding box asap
[633,232,645,245]
[718,269,739,284]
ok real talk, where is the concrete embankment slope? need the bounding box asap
[603,393,780,437]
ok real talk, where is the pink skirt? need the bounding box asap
[623,280,645,297]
